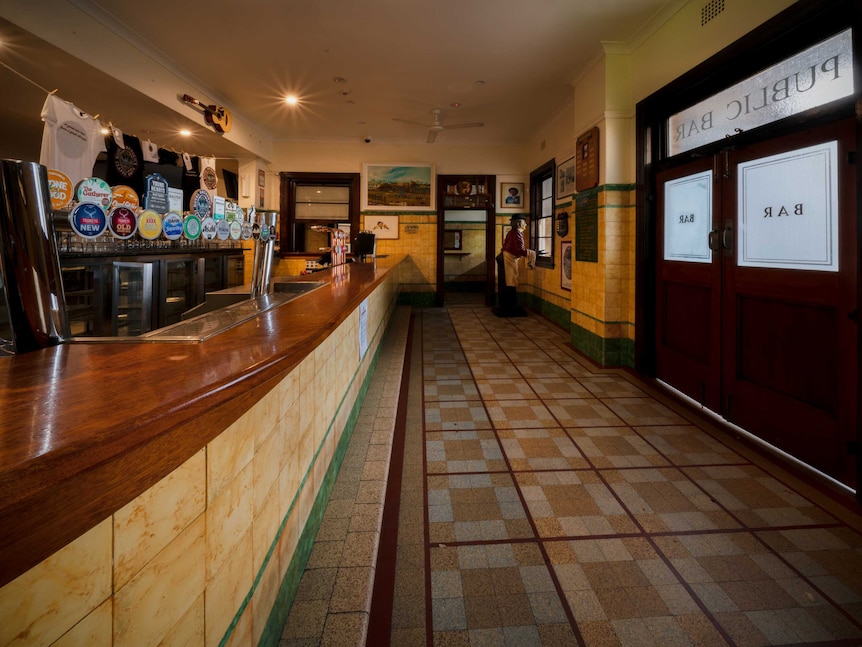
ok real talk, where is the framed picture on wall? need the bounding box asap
[369,214,399,239]
[500,182,524,209]
[362,163,435,211]
[561,241,572,290]
[557,156,575,198]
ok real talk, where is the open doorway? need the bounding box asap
[436,175,496,307]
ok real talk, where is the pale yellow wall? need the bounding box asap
[630,0,798,104]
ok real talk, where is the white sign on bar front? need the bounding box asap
[738,141,838,272]
[668,29,853,156]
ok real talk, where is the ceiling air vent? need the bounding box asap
[701,0,725,26]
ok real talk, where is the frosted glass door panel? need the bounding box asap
[737,140,838,271]
[663,170,712,263]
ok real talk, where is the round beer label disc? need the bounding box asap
[111,185,140,210]
[215,218,231,241]
[229,219,242,241]
[107,206,138,239]
[184,214,202,241]
[75,177,112,212]
[162,212,184,240]
[47,169,73,211]
[190,189,212,218]
[137,209,163,240]
[200,216,217,240]
[69,202,107,239]
[241,221,253,240]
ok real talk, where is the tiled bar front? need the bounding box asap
[0,267,399,647]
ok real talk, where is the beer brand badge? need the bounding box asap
[190,189,212,218]
[201,216,217,240]
[184,214,202,241]
[47,169,73,211]
[213,195,226,220]
[143,173,169,213]
[229,219,242,240]
[241,221,253,240]
[252,222,261,240]
[137,209,163,240]
[111,185,139,210]
[216,218,231,241]
[108,206,138,239]
[168,187,184,213]
[75,177,112,212]
[162,212,184,240]
[69,202,107,238]
[202,166,218,190]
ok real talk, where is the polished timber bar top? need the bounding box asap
[0,256,402,588]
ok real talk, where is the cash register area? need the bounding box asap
[279,299,862,647]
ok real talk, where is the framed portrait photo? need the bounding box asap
[362,163,435,211]
[500,182,524,209]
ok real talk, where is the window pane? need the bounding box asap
[295,186,349,203]
[295,202,349,220]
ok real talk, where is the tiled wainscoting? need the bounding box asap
[0,273,398,647]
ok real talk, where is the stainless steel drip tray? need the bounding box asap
[72,280,327,344]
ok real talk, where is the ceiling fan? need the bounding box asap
[393,108,484,143]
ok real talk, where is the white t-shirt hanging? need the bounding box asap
[39,94,106,188]
[199,156,218,200]
[141,139,159,163]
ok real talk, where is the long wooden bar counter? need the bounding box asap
[0,255,403,643]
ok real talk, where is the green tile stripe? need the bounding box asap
[571,307,634,329]
[519,292,634,368]
[362,210,435,216]
[220,287,399,647]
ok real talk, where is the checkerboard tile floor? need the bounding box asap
[385,304,862,647]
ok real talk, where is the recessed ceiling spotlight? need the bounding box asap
[450,102,461,108]
[179,129,191,137]
[333,76,347,84]
[475,80,485,86]
[285,95,298,105]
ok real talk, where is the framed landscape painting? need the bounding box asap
[362,163,435,211]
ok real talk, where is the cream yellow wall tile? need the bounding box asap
[221,607,253,647]
[114,449,205,589]
[0,518,111,647]
[50,597,111,647]
[205,529,253,647]
[207,461,253,581]
[114,516,205,647]
[156,595,203,647]
[276,508,301,583]
[297,419,316,478]
[207,412,254,504]
[254,424,286,516]
[276,371,299,423]
[252,547,282,646]
[251,390,279,451]
[252,479,281,576]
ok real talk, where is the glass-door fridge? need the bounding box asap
[112,262,153,336]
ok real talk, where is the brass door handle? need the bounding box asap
[721,221,734,251]
[708,228,719,251]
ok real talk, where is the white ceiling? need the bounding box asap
[0,0,678,162]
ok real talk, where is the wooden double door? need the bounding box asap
[655,119,857,487]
